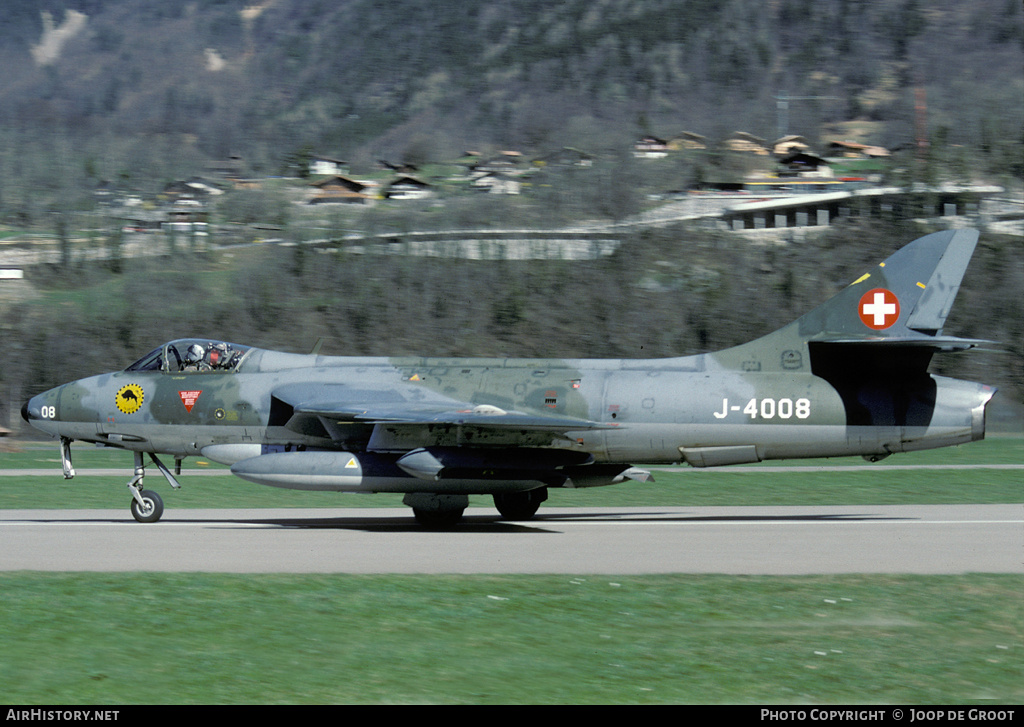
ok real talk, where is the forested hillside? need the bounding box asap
[0,0,1021,194]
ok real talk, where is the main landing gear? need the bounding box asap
[493,487,548,520]
[402,488,550,527]
[403,493,468,528]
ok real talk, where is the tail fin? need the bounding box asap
[717,229,989,376]
[789,228,995,432]
[796,228,986,351]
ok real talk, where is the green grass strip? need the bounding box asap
[0,573,1019,704]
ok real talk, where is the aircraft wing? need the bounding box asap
[298,400,612,430]
[270,382,612,450]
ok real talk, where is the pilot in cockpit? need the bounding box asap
[181,341,241,372]
[182,343,211,371]
[207,342,239,369]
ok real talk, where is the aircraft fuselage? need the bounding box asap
[26,348,990,471]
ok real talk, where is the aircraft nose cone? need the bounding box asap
[21,397,34,422]
[21,391,54,425]
[21,389,64,438]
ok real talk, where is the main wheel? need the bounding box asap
[493,487,547,520]
[412,507,465,528]
[130,489,164,523]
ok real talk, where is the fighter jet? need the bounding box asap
[22,229,995,526]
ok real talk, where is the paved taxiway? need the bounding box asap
[0,504,1019,574]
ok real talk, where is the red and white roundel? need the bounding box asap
[858,288,900,330]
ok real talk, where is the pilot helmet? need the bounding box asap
[185,343,205,363]
[209,342,228,366]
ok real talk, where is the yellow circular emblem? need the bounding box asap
[116,384,145,414]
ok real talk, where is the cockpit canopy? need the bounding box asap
[125,339,251,373]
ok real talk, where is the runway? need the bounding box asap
[0,504,1020,574]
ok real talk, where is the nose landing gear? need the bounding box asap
[125,451,181,523]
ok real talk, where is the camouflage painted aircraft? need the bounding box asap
[22,229,995,525]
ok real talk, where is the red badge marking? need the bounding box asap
[179,390,202,412]
[858,288,900,330]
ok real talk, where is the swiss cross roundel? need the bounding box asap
[858,288,900,330]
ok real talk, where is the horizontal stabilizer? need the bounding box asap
[809,334,992,352]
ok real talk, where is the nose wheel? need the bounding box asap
[129,489,164,523]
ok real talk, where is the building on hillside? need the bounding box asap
[471,172,521,195]
[308,175,376,204]
[667,132,707,151]
[827,140,891,159]
[383,175,434,200]
[772,135,812,156]
[309,156,349,176]
[162,178,225,203]
[720,132,770,155]
[777,152,833,178]
[532,147,595,167]
[633,135,670,158]
[471,151,527,175]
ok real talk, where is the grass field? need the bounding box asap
[0,573,1020,704]
[1,437,1020,704]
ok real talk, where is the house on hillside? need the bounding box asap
[777,152,832,178]
[162,178,225,203]
[827,140,890,159]
[308,175,375,204]
[383,175,434,200]
[667,132,707,151]
[772,135,811,156]
[309,156,349,177]
[533,147,594,167]
[471,151,527,176]
[633,135,670,158]
[721,132,770,155]
[472,172,520,195]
